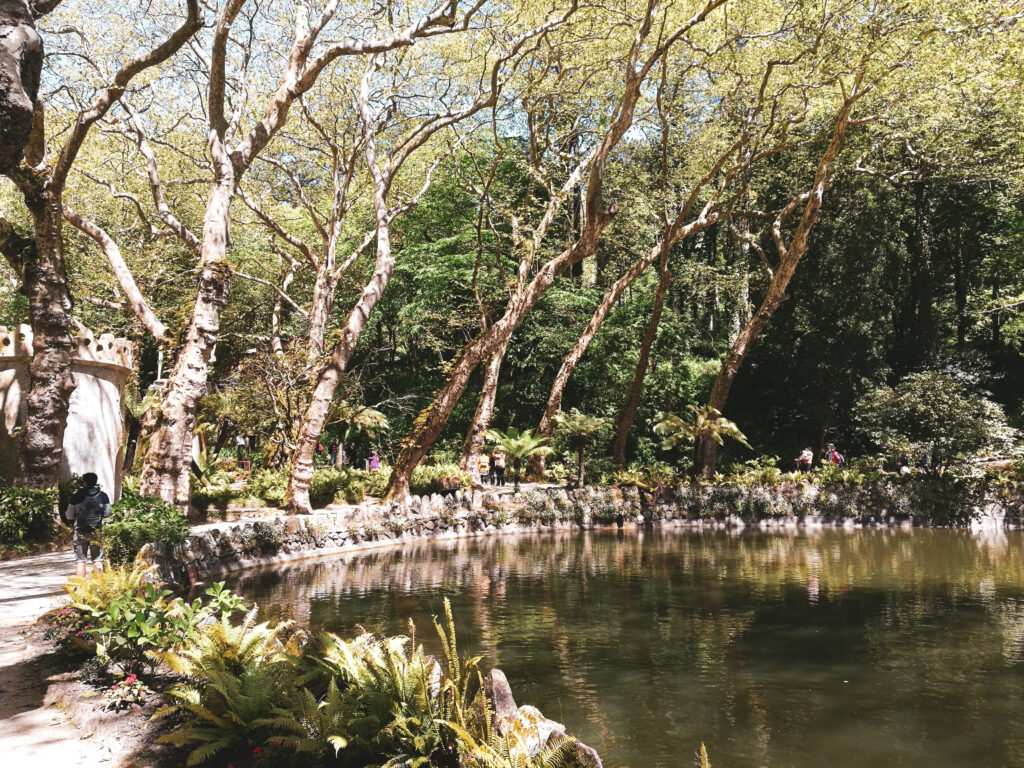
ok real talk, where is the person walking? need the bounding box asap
[368,451,381,471]
[795,448,813,472]
[66,473,112,578]
[494,450,506,487]
[477,452,490,485]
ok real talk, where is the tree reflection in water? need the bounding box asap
[218,529,1024,768]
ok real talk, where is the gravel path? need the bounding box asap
[0,550,117,767]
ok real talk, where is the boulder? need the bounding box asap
[484,669,518,731]
[564,740,603,768]
[505,705,566,760]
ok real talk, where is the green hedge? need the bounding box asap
[0,483,57,544]
[103,490,189,565]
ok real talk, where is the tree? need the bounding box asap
[484,427,551,492]
[0,0,200,488]
[655,405,751,475]
[384,0,737,500]
[132,0,479,506]
[693,1,1024,476]
[285,4,574,513]
[553,408,609,489]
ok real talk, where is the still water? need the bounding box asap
[222,528,1024,768]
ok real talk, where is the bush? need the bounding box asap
[0,482,56,544]
[248,467,289,507]
[855,371,1018,464]
[104,490,189,565]
[190,472,243,509]
[355,466,390,497]
[155,599,575,768]
[67,564,246,674]
[409,464,473,496]
[309,468,366,508]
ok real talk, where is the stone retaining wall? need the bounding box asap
[142,479,1024,588]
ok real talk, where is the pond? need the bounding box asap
[222,528,1024,768]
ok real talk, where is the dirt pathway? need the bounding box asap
[0,550,118,767]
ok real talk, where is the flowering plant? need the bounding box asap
[43,606,93,650]
[102,673,152,711]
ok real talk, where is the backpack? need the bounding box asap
[72,488,108,536]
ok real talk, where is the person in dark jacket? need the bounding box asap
[66,473,112,577]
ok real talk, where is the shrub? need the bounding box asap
[43,605,94,655]
[854,371,1018,464]
[104,490,189,565]
[309,468,366,508]
[156,599,579,768]
[155,611,305,764]
[410,464,473,496]
[65,563,158,615]
[190,474,242,509]
[354,466,390,497]
[67,564,246,674]
[102,673,153,711]
[248,468,289,507]
[0,482,56,544]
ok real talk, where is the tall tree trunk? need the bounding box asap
[612,248,671,468]
[695,88,860,477]
[529,215,718,478]
[952,205,968,349]
[15,191,76,487]
[271,253,296,355]
[458,336,510,472]
[140,182,234,504]
[287,219,395,512]
[529,243,665,479]
[122,414,141,473]
[2,0,71,488]
[384,233,611,500]
[288,66,397,513]
[0,0,44,174]
[306,264,337,358]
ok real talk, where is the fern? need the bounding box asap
[155,611,306,764]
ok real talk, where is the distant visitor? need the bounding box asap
[65,472,112,577]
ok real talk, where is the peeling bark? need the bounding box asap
[14,193,75,487]
[140,184,234,504]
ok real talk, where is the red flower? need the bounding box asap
[125,674,137,684]
[252,746,262,755]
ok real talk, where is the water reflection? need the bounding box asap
[221,529,1024,768]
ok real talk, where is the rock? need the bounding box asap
[565,739,604,768]
[505,705,566,760]
[484,669,518,731]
